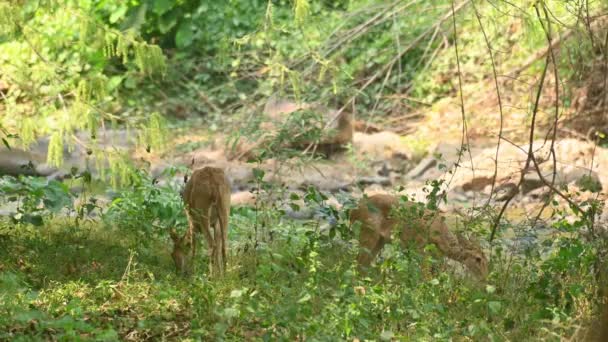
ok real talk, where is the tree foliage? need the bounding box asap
[0,1,167,176]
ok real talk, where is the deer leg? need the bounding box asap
[194,210,213,275]
[369,237,387,265]
[185,209,200,274]
[216,202,229,274]
[209,209,222,275]
[357,227,383,271]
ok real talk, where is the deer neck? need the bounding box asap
[443,245,468,264]
[434,231,467,263]
[338,112,351,129]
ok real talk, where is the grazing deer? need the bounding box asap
[350,194,488,278]
[170,166,231,276]
[264,97,354,156]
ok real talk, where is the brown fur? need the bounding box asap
[264,98,354,157]
[170,167,231,276]
[586,287,608,341]
[597,301,608,342]
[312,108,353,157]
[350,194,488,278]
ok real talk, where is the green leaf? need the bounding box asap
[43,181,72,213]
[488,301,502,314]
[252,168,265,180]
[380,330,394,341]
[230,289,244,298]
[223,307,239,319]
[121,3,148,30]
[109,5,128,24]
[153,0,173,15]
[22,214,43,226]
[107,76,123,92]
[124,75,137,89]
[14,310,44,323]
[297,293,311,303]
[175,21,194,48]
[158,11,178,34]
[94,328,119,341]
[2,138,11,150]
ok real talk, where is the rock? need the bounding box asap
[406,156,437,179]
[357,176,391,187]
[377,162,390,177]
[189,148,227,166]
[448,139,608,195]
[227,164,256,191]
[569,169,602,192]
[361,185,391,198]
[231,191,257,206]
[352,120,382,133]
[520,172,546,194]
[448,192,469,202]
[264,161,354,191]
[494,183,518,201]
[284,208,315,220]
[0,129,139,179]
[406,142,467,182]
[353,131,412,162]
[0,148,56,177]
[461,176,494,192]
[526,187,550,201]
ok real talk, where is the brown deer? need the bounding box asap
[170,166,231,276]
[350,194,488,278]
[264,97,353,156]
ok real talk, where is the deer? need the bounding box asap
[169,166,231,276]
[350,194,488,279]
[264,97,354,157]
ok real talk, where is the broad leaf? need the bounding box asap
[175,20,194,48]
[153,0,173,15]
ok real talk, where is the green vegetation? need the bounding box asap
[1,0,607,340]
[0,168,605,339]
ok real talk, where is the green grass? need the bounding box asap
[0,204,602,341]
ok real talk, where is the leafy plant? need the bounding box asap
[0,1,166,175]
[103,167,187,245]
[0,175,73,226]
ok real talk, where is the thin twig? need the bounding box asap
[489,52,550,243]
[533,4,561,224]
[450,0,476,212]
[473,3,505,207]
[506,15,605,79]
[321,0,472,134]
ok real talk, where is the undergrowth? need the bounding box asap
[0,174,604,340]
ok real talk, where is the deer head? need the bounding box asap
[455,233,488,279]
[169,228,193,275]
